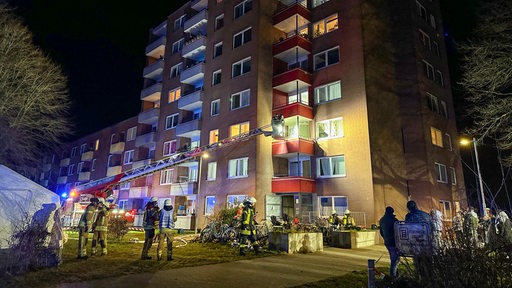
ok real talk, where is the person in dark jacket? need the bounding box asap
[379,206,399,278]
[140,196,160,260]
[405,200,431,223]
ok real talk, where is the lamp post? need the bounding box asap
[460,137,486,217]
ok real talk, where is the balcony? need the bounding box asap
[273,102,313,118]
[132,158,153,169]
[60,158,70,167]
[274,1,310,28]
[109,142,125,154]
[129,186,150,198]
[140,82,162,102]
[178,89,203,111]
[107,165,122,177]
[180,62,205,85]
[273,68,312,93]
[135,131,157,148]
[272,138,315,156]
[152,20,167,37]
[57,176,68,184]
[138,108,159,125]
[78,171,91,182]
[182,36,206,61]
[142,59,164,81]
[170,182,197,196]
[273,35,311,63]
[272,176,315,193]
[176,118,201,138]
[190,0,207,11]
[184,9,207,33]
[145,35,166,59]
[81,151,94,161]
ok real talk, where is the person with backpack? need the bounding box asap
[77,197,99,259]
[239,197,260,256]
[91,197,110,256]
[379,206,400,279]
[141,196,160,260]
[157,199,177,261]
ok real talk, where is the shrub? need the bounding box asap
[108,217,129,240]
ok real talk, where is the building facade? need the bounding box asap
[41,0,466,229]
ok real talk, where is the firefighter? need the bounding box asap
[77,197,99,259]
[141,196,160,260]
[329,210,341,230]
[91,197,110,256]
[239,197,260,256]
[157,199,177,261]
[342,209,356,230]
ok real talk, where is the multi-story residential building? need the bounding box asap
[41,0,466,230]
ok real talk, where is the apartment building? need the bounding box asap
[42,0,466,229]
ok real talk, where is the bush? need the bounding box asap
[217,207,239,227]
[108,217,129,240]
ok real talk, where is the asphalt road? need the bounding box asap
[59,245,389,288]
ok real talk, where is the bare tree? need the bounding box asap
[458,0,512,165]
[0,5,72,175]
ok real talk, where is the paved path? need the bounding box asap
[59,245,389,288]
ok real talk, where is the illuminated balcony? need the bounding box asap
[273,35,311,62]
[135,131,156,148]
[182,36,206,61]
[273,68,312,93]
[273,102,313,119]
[176,119,201,138]
[274,1,310,28]
[142,59,164,81]
[59,158,70,167]
[170,182,197,196]
[272,176,315,194]
[140,83,162,102]
[109,142,125,154]
[184,9,207,33]
[81,151,94,161]
[145,35,166,59]
[272,138,314,156]
[107,165,122,177]
[180,62,205,85]
[138,108,159,125]
[178,89,203,111]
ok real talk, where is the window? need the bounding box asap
[230,89,250,110]
[165,113,179,130]
[427,93,439,114]
[419,29,431,49]
[127,127,137,141]
[229,122,250,137]
[432,41,440,56]
[91,159,96,172]
[315,81,341,104]
[170,63,182,79]
[205,196,216,216]
[80,143,87,155]
[209,129,219,144]
[319,196,347,217]
[207,162,217,180]
[423,60,435,80]
[436,70,444,86]
[430,127,443,147]
[316,118,343,139]
[120,182,130,190]
[444,133,453,151]
[68,164,75,176]
[227,195,247,208]
[123,150,134,165]
[163,140,177,156]
[314,47,339,70]
[234,0,252,19]
[312,0,331,8]
[228,157,248,178]
[211,99,220,116]
[215,14,224,30]
[212,70,222,85]
[435,162,448,183]
[440,100,448,118]
[429,14,437,29]
[160,169,173,185]
[233,27,252,48]
[440,200,452,219]
[232,57,251,77]
[213,42,223,58]
[77,162,83,173]
[172,38,184,55]
[71,147,78,158]
[288,89,309,105]
[313,14,338,38]
[450,167,456,185]
[167,88,180,103]
[174,15,185,31]
[317,156,346,177]
[416,1,427,21]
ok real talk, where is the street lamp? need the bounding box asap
[460,137,486,217]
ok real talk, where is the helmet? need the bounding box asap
[150,196,158,202]
[345,209,351,214]
[332,210,337,215]
[248,197,257,204]
[97,197,106,205]
[90,197,99,203]
[164,199,172,206]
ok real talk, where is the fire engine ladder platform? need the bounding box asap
[74,123,273,196]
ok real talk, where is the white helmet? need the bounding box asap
[248,197,257,204]
[345,209,351,214]
[164,199,172,206]
[150,196,158,202]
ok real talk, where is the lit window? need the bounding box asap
[163,140,177,156]
[313,14,338,38]
[288,89,309,105]
[165,114,179,130]
[318,196,347,217]
[314,47,339,70]
[230,89,250,110]
[315,81,341,104]
[205,196,216,216]
[317,156,346,178]
[209,129,219,144]
[229,122,250,137]
[316,118,343,139]
[234,0,252,19]
[168,88,181,103]
[232,57,251,77]
[430,127,443,147]
[233,27,252,48]
[160,169,173,185]
[207,162,217,181]
[211,99,220,116]
[123,150,134,165]
[435,162,448,183]
[228,157,248,178]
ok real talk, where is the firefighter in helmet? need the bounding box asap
[342,209,356,230]
[157,199,177,261]
[77,197,99,259]
[239,197,260,255]
[91,197,110,256]
[141,196,160,260]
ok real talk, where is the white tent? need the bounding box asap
[0,165,63,268]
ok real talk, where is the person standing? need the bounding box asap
[463,206,479,247]
[91,197,110,256]
[157,199,176,261]
[239,197,260,256]
[77,197,99,259]
[452,210,464,243]
[379,206,400,279]
[404,201,431,223]
[495,210,512,245]
[329,210,341,230]
[141,196,160,260]
[481,208,493,244]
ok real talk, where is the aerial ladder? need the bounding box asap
[71,115,285,201]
